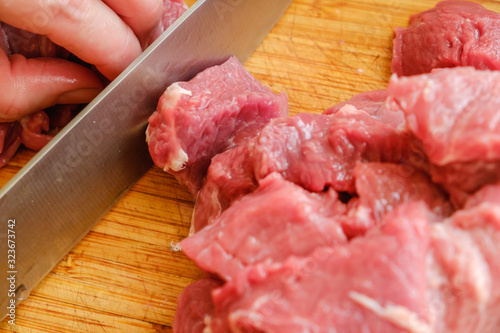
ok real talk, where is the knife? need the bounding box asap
[0,0,293,321]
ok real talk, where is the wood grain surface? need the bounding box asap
[2,0,500,332]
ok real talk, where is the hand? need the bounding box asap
[0,0,164,122]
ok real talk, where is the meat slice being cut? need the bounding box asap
[392,1,500,76]
[388,67,500,206]
[146,56,288,194]
[205,202,431,332]
[173,278,223,333]
[341,162,453,237]
[181,172,346,281]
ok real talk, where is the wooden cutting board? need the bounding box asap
[1,0,500,332]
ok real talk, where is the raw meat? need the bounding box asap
[1,22,69,59]
[254,105,422,193]
[185,163,453,280]
[181,172,346,281]
[146,56,288,194]
[323,89,406,130]
[205,202,432,332]
[341,162,453,237]
[392,1,500,76]
[324,89,388,115]
[162,0,188,28]
[464,181,500,208]
[171,71,500,332]
[429,182,500,332]
[0,23,74,162]
[18,111,53,151]
[0,122,21,168]
[192,138,258,232]
[191,101,423,233]
[1,0,186,59]
[430,161,500,207]
[388,67,500,205]
[173,278,223,333]
[0,106,73,168]
[181,197,500,332]
[388,67,500,165]
[167,4,500,330]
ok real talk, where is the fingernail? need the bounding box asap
[56,88,102,105]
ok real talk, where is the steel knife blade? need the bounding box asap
[0,0,293,321]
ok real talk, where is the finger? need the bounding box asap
[0,52,103,122]
[103,0,164,48]
[0,0,142,80]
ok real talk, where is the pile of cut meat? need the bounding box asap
[147,1,500,332]
[0,0,188,168]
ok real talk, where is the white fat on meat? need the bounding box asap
[202,316,213,333]
[169,241,182,252]
[163,82,193,108]
[425,252,448,329]
[349,291,431,333]
[145,82,192,170]
[146,125,188,171]
[165,148,188,172]
[162,82,192,172]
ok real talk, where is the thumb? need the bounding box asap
[0,52,103,122]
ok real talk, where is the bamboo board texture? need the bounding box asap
[1,0,500,332]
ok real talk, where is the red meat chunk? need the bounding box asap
[146,56,288,194]
[341,162,453,237]
[181,173,346,281]
[392,1,500,76]
[173,278,223,333]
[206,202,431,332]
[388,67,500,206]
